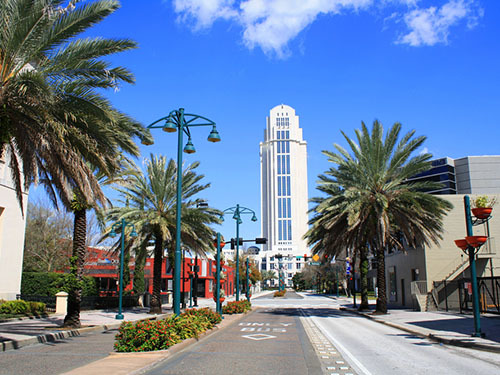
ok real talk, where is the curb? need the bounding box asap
[339,307,500,353]
[1,313,170,352]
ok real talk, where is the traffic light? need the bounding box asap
[230,238,243,249]
[255,237,267,244]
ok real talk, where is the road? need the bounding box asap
[254,292,500,375]
[1,292,499,374]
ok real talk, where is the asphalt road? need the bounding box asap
[0,329,117,375]
[304,304,500,375]
[144,307,324,375]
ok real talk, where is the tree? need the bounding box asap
[261,270,277,288]
[0,0,151,213]
[306,120,452,313]
[106,155,221,313]
[1,0,152,327]
[23,200,73,272]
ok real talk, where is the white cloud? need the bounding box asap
[170,0,483,56]
[398,0,482,46]
[172,0,238,29]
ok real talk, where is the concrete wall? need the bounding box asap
[0,152,28,300]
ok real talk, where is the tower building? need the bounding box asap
[259,104,309,287]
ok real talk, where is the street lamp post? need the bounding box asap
[144,108,220,315]
[222,204,257,301]
[215,233,222,315]
[110,219,137,320]
[454,195,489,337]
[246,257,250,302]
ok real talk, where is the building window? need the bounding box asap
[286,155,290,174]
[286,141,290,153]
[277,141,281,153]
[283,220,287,240]
[270,263,275,270]
[277,177,281,196]
[296,263,301,270]
[278,221,282,241]
[288,273,293,278]
[287,177,291,196]
[288,220,292,240]
[286,131,289,139]
[278,199,282,218]
[287,198,291,217]
[277,155,281,174]
[288,263,293,269]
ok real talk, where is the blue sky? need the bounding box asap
[34,0,500,244]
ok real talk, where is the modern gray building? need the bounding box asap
[259,104,309,286]
[408,155,500,195]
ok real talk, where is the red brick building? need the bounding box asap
[84,247,235,300]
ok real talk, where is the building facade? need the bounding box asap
[259,104,309,286]
[408,156,500,195]
[385,155,500,310]
[0,150,28,300]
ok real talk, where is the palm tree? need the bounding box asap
[306,120,452,313]
[1,1,152,327]
[106,155,222,313]
[1,0,151,214]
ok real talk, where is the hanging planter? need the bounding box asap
[465,236,488,248]
[471,207,493,220]
[454,239,469,251]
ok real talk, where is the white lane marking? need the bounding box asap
[310,315,373,375]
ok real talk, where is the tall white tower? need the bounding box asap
[260,104,309,286]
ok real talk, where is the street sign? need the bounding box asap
[312,254,320,262]
[309,262,320,266]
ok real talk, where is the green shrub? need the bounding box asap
[114,308,222,352]
[0,300,29,314]
[274,290,286,297]
[28,301,47,315]
[222,300,251,314]
[0,300,46,316]
[21,272,99,296]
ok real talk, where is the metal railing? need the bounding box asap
[410,281,428,296]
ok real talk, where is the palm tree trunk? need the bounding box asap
[359,247,370,310]
[64,208,87,328]
[150,236,163,314]
[375,247,387,314]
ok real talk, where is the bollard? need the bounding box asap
[55,291,68,315]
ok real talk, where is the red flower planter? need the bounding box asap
[465,236,488,248]
[454,239,468,251]
[471,207,492,220]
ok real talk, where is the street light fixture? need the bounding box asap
[110,219,137,320]
[222,204,258,301]
[144,108,220,315]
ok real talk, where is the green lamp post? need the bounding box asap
[144,108,220,315]
[222,205,257,301]
[454,195,489,337]
[110,219,137,320]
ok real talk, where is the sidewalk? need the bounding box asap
[331,295,500,352]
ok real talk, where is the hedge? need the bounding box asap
[21,272,99,297]
[0,300,46,316]
[222,300,251,314]
[114,308,221,352]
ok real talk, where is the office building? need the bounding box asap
[259,104,309,286]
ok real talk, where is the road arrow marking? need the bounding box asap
[242,334,276,341]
